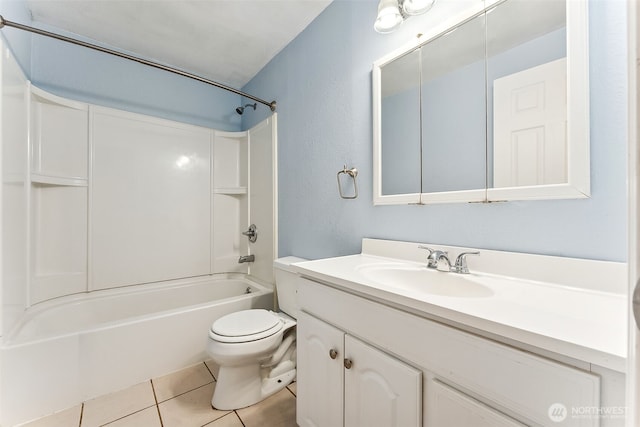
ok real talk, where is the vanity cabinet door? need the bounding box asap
[298,312,422,427]
[297,312,344,427]
[344,335,422,427]
[426,379,525,427]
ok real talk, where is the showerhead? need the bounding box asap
[235,103,257,115]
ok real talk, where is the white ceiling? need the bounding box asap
[25,0,333,88]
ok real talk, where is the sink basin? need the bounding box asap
[356,263,494,298]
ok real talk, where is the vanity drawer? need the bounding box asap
[426,378,525,427]
[299,277,600,427]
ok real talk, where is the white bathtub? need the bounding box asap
[0,274,273,426]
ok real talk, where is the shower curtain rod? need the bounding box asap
[0,15,277,111]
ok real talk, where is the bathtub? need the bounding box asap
[0,274,273,426]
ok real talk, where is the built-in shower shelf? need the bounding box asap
[213,187,247,195]
[31,173,88,187]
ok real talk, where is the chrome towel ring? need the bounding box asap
[337,165,358,199]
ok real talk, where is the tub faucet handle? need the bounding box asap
[242,224,258,243]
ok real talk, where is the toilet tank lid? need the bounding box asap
[273,256,307,272]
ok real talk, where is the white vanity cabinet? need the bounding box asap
[297,276,606,427]
[297,311,422,427]
[426,378,525,427]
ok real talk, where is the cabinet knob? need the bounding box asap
[344,358,353,369]
[329,349,338,359]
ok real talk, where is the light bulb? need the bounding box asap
[402,0,435,16]
[374,0,403,33]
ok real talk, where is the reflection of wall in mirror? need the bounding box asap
[381,89,421,195]
[380,26,567,196]
[421,60,486,193]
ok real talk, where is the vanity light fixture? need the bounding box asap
[374,0,436,33]
[374,0,404,33]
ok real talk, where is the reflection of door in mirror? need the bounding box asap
[493,58,567,187]
[486,0,567,189]
[380,49,422,196]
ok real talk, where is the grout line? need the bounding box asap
[156,404,164,427]
[150,379,160,405]
[286,383,296,398]
[158,382,214,405]
[92,382,159,426]
[98,406,157,427]
[150,379,164,427]
[233,410,247,427]
[203,361,217,381]
[201,411,239,427]
[78,403,84,427]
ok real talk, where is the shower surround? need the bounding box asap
[0,37,278,426]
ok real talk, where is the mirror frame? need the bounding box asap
[372,0,589,205]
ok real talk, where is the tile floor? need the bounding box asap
[21,360,297,427]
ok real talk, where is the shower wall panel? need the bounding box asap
[3,80,276,308]
[1,38,28,335]
[29,88,88,304]
[30,185,87,302]
[91,108,211,290]
[248,117,277,283]
[212,131,249,274]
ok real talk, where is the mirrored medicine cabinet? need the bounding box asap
[372,0,589,205]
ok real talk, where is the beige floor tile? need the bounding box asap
[204,412,245,427]
[236,388,296,427]
[103,407,161,427]
[287,381,297,396]
[19,404,82,427]
[81,381,156,427]
[158,383,230,427]
[153,362,215,402]
[204,359,220,380]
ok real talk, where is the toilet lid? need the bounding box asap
[210,309,282,342]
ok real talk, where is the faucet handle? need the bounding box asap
[417,245,434,255]
[452,251,480,274]
[419,246,447,269]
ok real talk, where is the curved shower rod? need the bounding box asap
[0,15,277,112]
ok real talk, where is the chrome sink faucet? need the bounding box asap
[419,246,451,271]
[451,251,480,274]
[419,246,480,274]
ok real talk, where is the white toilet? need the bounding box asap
[206,256,305,410]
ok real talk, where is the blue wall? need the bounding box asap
[29,28,242,130]
[1,0,628,262]
[0,0,32,74]
[243,0,628,262]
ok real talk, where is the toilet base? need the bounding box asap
[211,363,296,410]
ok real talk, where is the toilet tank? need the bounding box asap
[273,256,307,319]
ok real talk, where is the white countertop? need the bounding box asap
[292,250,627,372]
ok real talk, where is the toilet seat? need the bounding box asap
[210,309,284,343]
